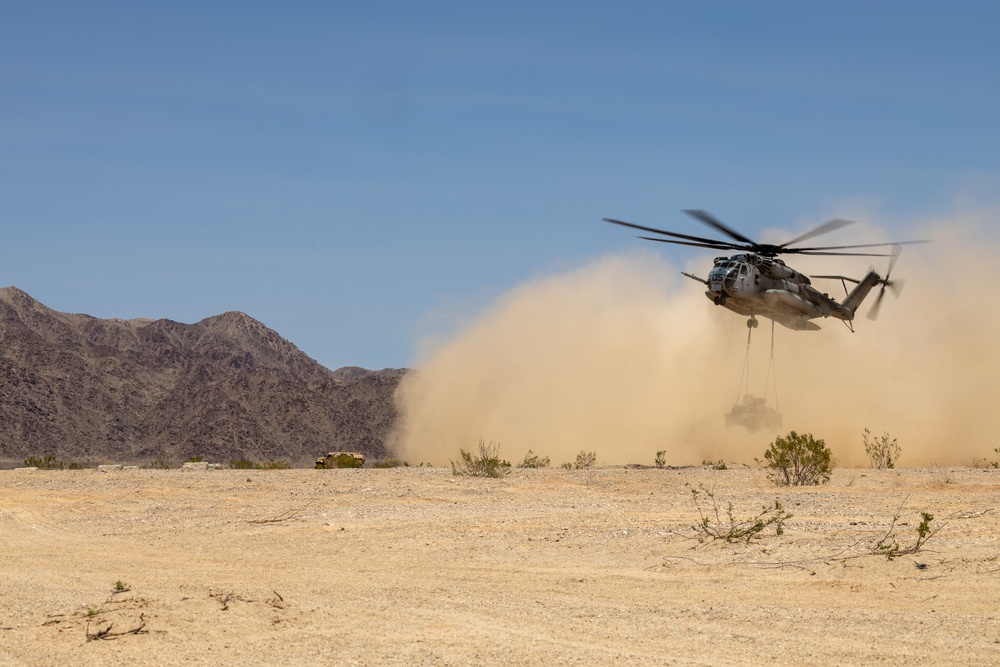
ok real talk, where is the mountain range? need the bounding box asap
[0,287,404,467]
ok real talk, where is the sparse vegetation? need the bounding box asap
[654,450,666,468]
[517,450,550,468]
[971,447,1000,469]
[372,458,406,468]
[761,431,832,486]
[702,459,728,470]
[24,455,67,469]
[318,453,364,469]
[113,580,129,592]
[230,458,291,470]
[560,462,573,469]
[873,498,943,559]
[142,459,172,470]
[184,455,204,463]
[690,485,792,543]
[863,428,901,469]
[574,450,597,470]
[451,440,511,478]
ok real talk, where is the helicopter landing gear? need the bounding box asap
[747,317,759,329]
[714,295,727,306]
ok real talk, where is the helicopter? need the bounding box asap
[604,210,929,332]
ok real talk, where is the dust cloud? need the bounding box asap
[392,217,1000,467]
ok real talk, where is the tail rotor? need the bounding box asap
[867,245,904,321]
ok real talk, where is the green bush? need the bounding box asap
[654,450,667,468]
[702,459,728,470]
[517,450,550,468]
[24,455,65,470]
[330,453,363,469]
[451,440,511,478]
[231,458,291,470]
[762,431,832,486]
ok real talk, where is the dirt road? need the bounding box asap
[2,466,999,665]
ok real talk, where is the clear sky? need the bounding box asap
[2,2,998,370]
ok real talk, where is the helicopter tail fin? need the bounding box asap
[840,271,882,319]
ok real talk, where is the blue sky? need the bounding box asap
[2,2,998,370]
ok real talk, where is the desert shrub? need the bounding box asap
[142,459,172,470]
[574,450,597,469]
[560,462,573,469]
[762,431,832,486]
[863,428,901,469]
[873,500,942,559]
[24,455,65,470]
[451,440,511,478]
[972,447,1000,469]
[654,450,667,468]
[702,459,728,470]
[517,450,550,468]
[690,485,791,543]
[322,453,364,469]
[230,458,289,470]
[185,455,204,463]
[372,458,406,468]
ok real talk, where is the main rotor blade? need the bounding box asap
[795,250,898,257]
[603,217,743,248]
[682,210,757,245]
[779,219,855,248]
[637,236,743,251]
[885,244,901,279]
[788,239,931,253]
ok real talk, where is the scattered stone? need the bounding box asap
[181,461,222,470]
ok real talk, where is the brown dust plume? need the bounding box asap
[392,218,998,467]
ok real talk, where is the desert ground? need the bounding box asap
[2,465,1000,666]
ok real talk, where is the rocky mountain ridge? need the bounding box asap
[0,287,405,466]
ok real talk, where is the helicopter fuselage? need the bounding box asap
[603,210,919,330]
[702,253,881,331]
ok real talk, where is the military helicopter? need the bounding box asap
[604,210,929,331]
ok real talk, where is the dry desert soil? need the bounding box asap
[2,465,1000,666]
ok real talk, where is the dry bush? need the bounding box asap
[451,440,511,478]
[872,499,942,559]
[690,485,792,543]
[574,450,597,469]
[863,428,901,469]
[517,450,550,468]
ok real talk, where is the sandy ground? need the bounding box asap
[2,465,1000,666]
